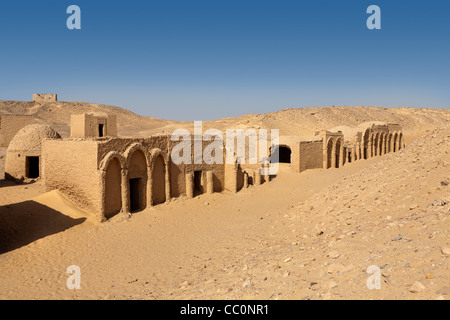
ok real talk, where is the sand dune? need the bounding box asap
[33,190,99,225]
[1,100,450,140]
[0,100,449,299]
[0,100,176,138]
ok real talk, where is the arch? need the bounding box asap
[100,151,126,220]
[99,151,126,172]
[104,157,122,219]
[150,148,170,166]
[384,133,387,155]
[326,138,333,169]
[379,132,385,156]
[370,133,375,158]
[373,133,380,156]
[388,133,393,153]
[124,143,149,168]
[151,151,167,205]
[127,148,148,212]
[384,133,388,154]
[335,138,342,168]
[342,147,347,165]
[398,132,403,150]
[363,129,370,159]
[393,132,398,152]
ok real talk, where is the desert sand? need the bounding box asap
[0,101,449,300]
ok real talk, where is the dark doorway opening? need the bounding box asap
[363,130,370,159]
[335,140,341,168]
[26,156,39,178]
[98,124,104,137]
[271,146,291,163]
[327,140,333,169]
[279,146,291,163]
[129,178,142,212]
[194,170,203,196]
[151,155,166,205]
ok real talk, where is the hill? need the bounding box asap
[0,100,177,137]
[1,100,450,142]
[0,99,449,299]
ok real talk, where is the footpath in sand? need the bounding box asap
[0,127,449,300]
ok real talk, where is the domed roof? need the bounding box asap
[8,124,61,152]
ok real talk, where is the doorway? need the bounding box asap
[129,178,142,212]
[271,145,291,163]
[194,170,203,196]
[26,156,39,178]
[98,124,104,137]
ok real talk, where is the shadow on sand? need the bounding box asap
[0,178,37,188]
[0,200,86,254]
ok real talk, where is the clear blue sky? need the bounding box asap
[0,0,449,120]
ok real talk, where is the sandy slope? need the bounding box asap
[0,125,448,300]
[0,100,177,138]
[1,101,449,299]
[1,100,450,140]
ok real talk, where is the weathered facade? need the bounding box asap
[270,136,324,173]
[35,114,404,222]
[266,122,404,173]
[70,114,117,138]
[322,122,404,170]
[32,94,57,102]
[5,124,61,180]
[42,135,261,221]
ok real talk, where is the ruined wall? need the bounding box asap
[104,157,122,219]
[97,135,225,209]
[91,114,117,137]
[0,115,36,147]
[96,136,169,164]
[106,115,117,137]
[227,134,271,189]
[41,129,278,221]
[4,150,41,180]
[299,140,323,172]
[32,94,57,102]
[97,134,229,202]
[70,114,117,138]
[69,114,86,138]
[273,136,301,173]
[168,136,226,197]
[42,139,102,218]
[39,119,403,222]
[322,130,345,169]
[5,124,61,180]
[288,143,300,173]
